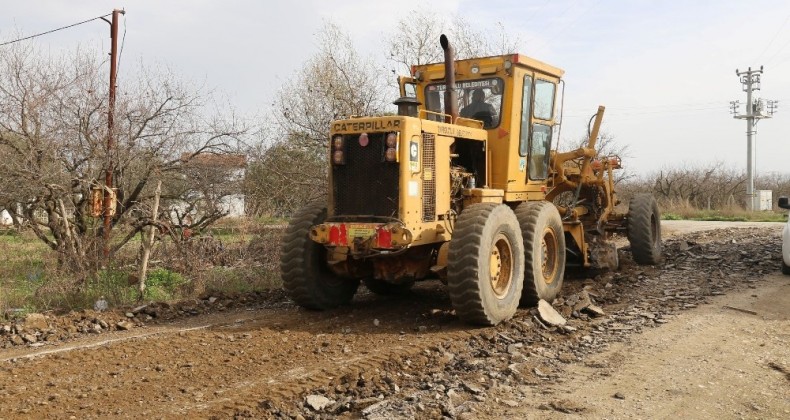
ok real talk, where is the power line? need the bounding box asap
[563,104,729,118]
[548,0,601,42]
[117,14,127,74]
[520,0,551,28]
[564,100,733,114]
[766,36,790,66]
[0,12,112,47]
[754,10,790,63]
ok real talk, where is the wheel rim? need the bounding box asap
[650,214,659,246]
[540,227,559,283]
[489,233,514,298]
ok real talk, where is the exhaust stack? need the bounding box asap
[439,34,458,122]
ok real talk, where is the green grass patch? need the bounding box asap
[144,268,188,301]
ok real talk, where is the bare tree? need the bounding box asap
[619,162,747,210]
[0,42,247,273]
[245,139,326,218]
[557,128,634,185]
[275,22,388,155]
[387,11,521,76]
[252,23,388,216]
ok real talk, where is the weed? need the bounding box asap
[144,268,188,301]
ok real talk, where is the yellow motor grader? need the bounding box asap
[280,35,661,325]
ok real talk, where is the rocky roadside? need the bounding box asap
[252,227,783,419]
[0,289,289,350]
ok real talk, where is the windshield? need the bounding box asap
[424,78,504,128]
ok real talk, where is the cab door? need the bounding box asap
[517,74,557,183]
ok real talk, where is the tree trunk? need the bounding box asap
[138,180,162,300]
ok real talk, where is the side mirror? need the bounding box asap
[779,197,790,210]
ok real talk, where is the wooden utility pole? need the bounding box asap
[102,9,124,257]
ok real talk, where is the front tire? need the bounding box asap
[516,201,566,307]
[627,194,662,265]
[782,259,790,275]
[447,203,524,326]
[280,204,359,310]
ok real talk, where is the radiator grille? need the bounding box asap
[332,133,399,217]
[422,132,436,222]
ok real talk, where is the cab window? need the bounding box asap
[403,82,417,98]
[425,78,504,128]
[518,75,533,156]
[533,80,556,120]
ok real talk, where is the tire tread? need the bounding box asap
[280,204,358,309]
[627,194,662,265]
[447,203,523,325]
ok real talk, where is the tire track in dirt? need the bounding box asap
[0,223,785,419]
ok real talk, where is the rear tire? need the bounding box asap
[516,201,566,307]
[280,204,359,310]
[363,278,414,296]
[627,194,662,265]
[447,203,524,326]
[782,259,790,275]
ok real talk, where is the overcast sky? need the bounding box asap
[2,0,789,176]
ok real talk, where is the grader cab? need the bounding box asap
[280,35,662,325]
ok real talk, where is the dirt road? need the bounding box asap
[0,221,787,419]
[481,273,790,419]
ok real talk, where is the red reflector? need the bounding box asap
[338,224,348,246]
[328,224,348,246]
[376,227,392,249]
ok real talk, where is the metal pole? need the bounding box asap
[103,9,123,257]
[745,76,754,211]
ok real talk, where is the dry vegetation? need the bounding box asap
[0,220,282,316]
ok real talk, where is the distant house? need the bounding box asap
[0,209,11,226]
[170,153,247,222]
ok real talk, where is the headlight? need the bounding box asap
[384,147,397,162]
[332,135,344,150]
[332,150,345,165]
[386,132,398,148]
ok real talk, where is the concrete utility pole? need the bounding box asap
[731,66,777,211]
[101,9,125,257]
